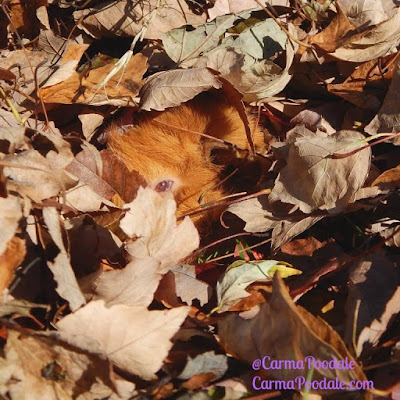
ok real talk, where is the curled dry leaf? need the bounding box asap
[227,197,277,233]
[365,59,400,144]
[337,0,393,27]
[162,11,253,66]
[269,126,371,214]
[74,0,207,40]
[120,187,199,273]
[218,274,367,391]
[215,259,301,313]
[56,300,189,380]
[39,53,148,106]
[43,207,86,311]
[2,329,128,400]
[178,351,228,381]
[3,150,76,203]
[344,254,400,357]
[309,5,400,62]
[140,68,223,111]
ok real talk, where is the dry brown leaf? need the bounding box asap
[372,164,400,187]
[56,300,189,380]
[39,53,148,106]
[218,274,367,392]
[308,6,400,62]
[66,144,117,202]
[43,207,86,311]
[309,6,356,53]
[344,254,400,357]
[120,187,199,273]
[100,149,147,203]
[0,126,26,151]
[74,0,207,40]
[2,329,129,400]
[326,57,392,110]
[4,150,76,203]
[365,59,400,144]
[271,215,324,253]
[337,0,388,27]
[140,68,223,111]
[269,126,371,214]
[368,218,400,247]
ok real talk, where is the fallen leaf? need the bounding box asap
[365,59,400,144]
[3,329,126,400]
[43,207,86,311]
[269,126,371,214]
[56,300,189,380]
[120,187,199,273]
[344,254,400,357]
[74,0,207,40]
[171,264,210,306]
[219,274,367,390]
[81,257,162,307]
[215,259,300,313]
[178,351,228,381]
[140,68,223,111]
[372,164,400,187]
[39,53,148,106]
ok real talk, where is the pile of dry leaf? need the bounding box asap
[0,0,400,399]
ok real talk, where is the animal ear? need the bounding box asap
[202,140,235,165]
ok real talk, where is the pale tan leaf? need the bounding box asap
[368,218,400,247]
[0,197,22,256]
[171,264,210,306]
[331,7,400,62]
[337,0,388,27]
[3,329,123,400]
[74,0,207,40]
[43,207,86,311]
[208,0,289,20]
[227,197,277,233]
[0,126,26,151]
[78,112,105,141]
[81,257,162,307]
[207,0,259,20]
[140,68,222,111]
[56,300,189,380]
[178,351,228,380]
[65,183,115,212]
[120,187,199,273]
[365,60,400,144]
[269,127,371,213]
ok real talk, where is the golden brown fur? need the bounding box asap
[107,95,266,234]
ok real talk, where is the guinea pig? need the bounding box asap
[107,94,268,234]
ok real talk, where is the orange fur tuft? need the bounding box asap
[107,95,267,234]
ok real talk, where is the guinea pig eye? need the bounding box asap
[155,180,174,193]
